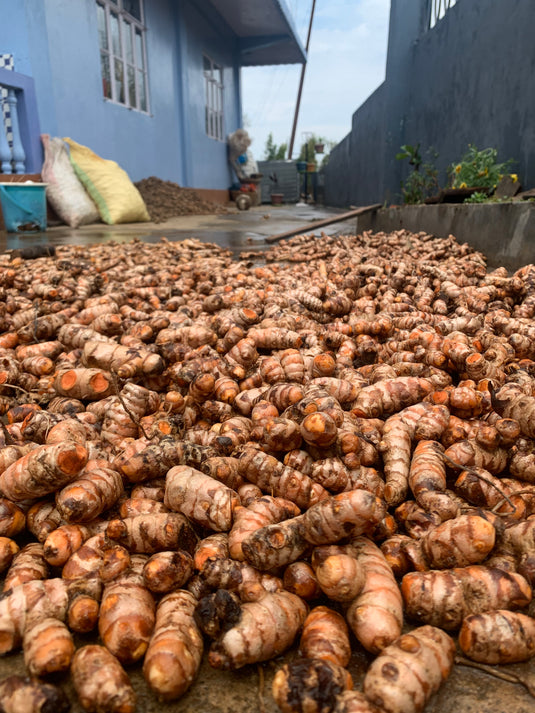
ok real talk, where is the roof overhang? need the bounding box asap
[208,0,306,65]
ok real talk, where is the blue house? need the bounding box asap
[0,0,305,201]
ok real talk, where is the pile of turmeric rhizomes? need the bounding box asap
[1,230,535,713]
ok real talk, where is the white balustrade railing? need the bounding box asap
[0,68,42,175]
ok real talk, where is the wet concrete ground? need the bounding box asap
[0,203,356,258]
[1,203,535,712]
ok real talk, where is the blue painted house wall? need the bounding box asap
[0,0,263,189]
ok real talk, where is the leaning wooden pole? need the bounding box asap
[265,204,382,243]
[288,0,316,160]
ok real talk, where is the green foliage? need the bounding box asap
[395,144,422,170]
[298,135,334,169]
[463,191,490,204]
[450,145,515,189]
[396,144,439,204]
[264,133,287,161]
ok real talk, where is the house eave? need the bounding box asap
[208,0,306,66]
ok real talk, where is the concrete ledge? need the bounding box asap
[357,203,535,271]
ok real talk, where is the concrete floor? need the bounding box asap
[2,203,535,712]
[0,203,357,256]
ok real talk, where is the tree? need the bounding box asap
[264,132,288,160]
[298,135,335,169]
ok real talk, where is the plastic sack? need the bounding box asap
[63,138,150,225]
[40,134,100,228]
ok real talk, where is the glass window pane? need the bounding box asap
[138,70,147,111]
[216,66,223,85]
[123,0,141,21]
[115,58,125,102]
[97,4,108,50]
[128,65,136,107]
[111,12,121,56]
[203,55,211,74]
[218,114,223,140]
[124,21,133,63]
[100,52,112,98]
[135,29,144,70]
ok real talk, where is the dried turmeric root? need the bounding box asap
[143,590,203,701]
[363,625,455,713]
[208,590,307,669]
[0,675,70,713]
[71,644,136,713]
[458,609,535,663]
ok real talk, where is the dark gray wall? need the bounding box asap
[325,0,535,207]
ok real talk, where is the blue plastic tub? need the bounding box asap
[0,182,47,232]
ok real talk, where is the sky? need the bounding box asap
[241,0,391,161]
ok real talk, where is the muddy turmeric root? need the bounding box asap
[401,565,532,630]
[106,512,197,555]
[228,496,301,561]
[143,550,194,593]
[143,590,203,701]
[0,442,88,501]
[302,490,386,545]
[164,465,239,531]
[23,617,74,677]
[272,658,353,713]
[98,555,156,664]
[458,609,535,663]
[299,605,351,667]
[363,625,455,713]
[3,542,48,592]
[0,675,70,713]
[71,644,136,713]
[55,458,124,523]
[346,536,403,654]
[82,339,164,378]
[208,590,307,669]
[0,578,69,655]
[0,537,19,574]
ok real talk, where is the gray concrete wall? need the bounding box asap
[357,202,535,272]
[326,0,535,207]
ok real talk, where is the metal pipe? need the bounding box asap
[287,0,316,159]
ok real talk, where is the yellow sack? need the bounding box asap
[63,138,150,224]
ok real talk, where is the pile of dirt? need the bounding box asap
[135,176,228,223]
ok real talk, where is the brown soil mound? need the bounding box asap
[135,176,228,223]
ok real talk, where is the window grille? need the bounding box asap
[429,0,458,29]
[203,55,224,141]
[97,0,149,113]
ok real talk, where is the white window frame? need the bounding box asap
[97,0,150,113]
[203,55,224,141]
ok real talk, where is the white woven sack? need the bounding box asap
[41,134,100,227]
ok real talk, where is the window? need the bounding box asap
[428,0,458,29]
[203,55,224,140]
[97,0,149,112]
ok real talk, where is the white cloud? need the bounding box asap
[242,0,390,160]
